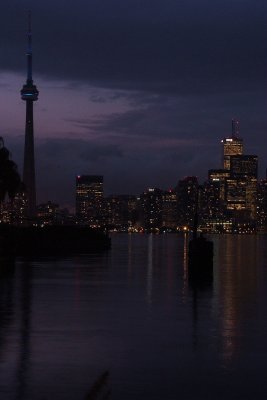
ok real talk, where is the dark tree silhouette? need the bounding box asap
[0,137,22,202]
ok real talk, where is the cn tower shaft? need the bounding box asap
[21,14,38,218]
[23,100,36,216]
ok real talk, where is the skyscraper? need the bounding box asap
[220,121,258,223]
[76,175,104,226]
[175,176,198,228]
[162,190,178,229]
[230,155,258,179]
[228,155,258,220]
[21,14,39,218]
[139,188,163,231]
[222,119,243,170]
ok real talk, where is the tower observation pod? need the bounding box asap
[21,13,39,219]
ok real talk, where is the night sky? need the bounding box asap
[1,0,267,209]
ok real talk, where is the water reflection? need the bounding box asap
[183,232,188,280]
[0,235,266,399]
[0,272,15,358]
[146,234,153,306]
[181,232,189,302]
[214,235,259,366]
[127,233,133,279]
[186,237,214,352]
[16,262,33,400]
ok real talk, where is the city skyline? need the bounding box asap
[1,1,267,208]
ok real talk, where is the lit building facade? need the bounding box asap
[230,155,258,179]
[76,175,104,226]
[37,201,59,225]
[226,155,258,221]
[0,191,28,225]
[200,181,223,220]
[161,190,178,230]
[140,188,163,232]
[257,180,267,230]
[198,123,258,231]
[222,120,243,170]
[208,169,230,203]
[176,176,198,229]
[105,194,138,231]
[222,137,243,170]
[219,122,258,226]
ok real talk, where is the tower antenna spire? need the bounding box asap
[27,10,33,83]
[232,118,240,138]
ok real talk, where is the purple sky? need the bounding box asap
[1,0,267,209]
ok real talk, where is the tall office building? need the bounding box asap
[162,190,178,229]
[228,155,258,220]
[140,188,163,231]
[257,180,267,230]
[76,175,104,226]
[21,14,39,218]
[208,169,230,203]
[175,176,198,228]
[37,201,59,225]
[204,169,230,220]
[230,155,258,179]
[105,194,138,230]
[222,119,243,170]
[220,121,256,223]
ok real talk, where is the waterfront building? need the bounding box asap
[225,155,258,221]
[199,177,234,233]
[225,178,247,212]
[139,188,163,232]
[0,191,28,225]
[36,202,73,226]
[224,179,257,224]
[256,180,267,230]
[200,181,224,220]
[219,121,258,226]
[245,178,258,220]
[204,169,230,224]
[37,201,59,225]
[199,216,233,234]
[0,202,11,224]
[222,119,243,170]
[230,155,258,179]
[175,176,198,229]
[105,195,138,231]
[21,15,39,218]
[208,169,230,203]
[161,190,178,230]
[76,175,104,226]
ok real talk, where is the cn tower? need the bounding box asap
[21,13,39,218]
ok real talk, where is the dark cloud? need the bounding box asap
[36,138,123,161]
[67,88,267,144]
[1,0,267,95]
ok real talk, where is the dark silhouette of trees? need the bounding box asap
[0,137,21,202]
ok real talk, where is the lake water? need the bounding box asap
[0,233,267,399]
